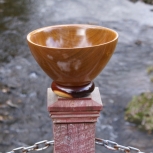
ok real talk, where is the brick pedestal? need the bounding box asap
[48,87,102,153]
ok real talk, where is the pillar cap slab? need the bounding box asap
[48,87,103,112]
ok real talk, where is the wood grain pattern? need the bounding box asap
[27,24,118,88]
[51,81,95,98]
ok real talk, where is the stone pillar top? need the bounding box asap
[47,87,103,153]
[48,87,102,112]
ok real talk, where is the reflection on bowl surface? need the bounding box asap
[28,24,118,49]
[27,24,118,97]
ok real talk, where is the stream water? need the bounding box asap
[0,0,153,153]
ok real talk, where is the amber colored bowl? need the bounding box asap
[27,24,118,98]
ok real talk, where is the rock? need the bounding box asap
[125,92,153,133]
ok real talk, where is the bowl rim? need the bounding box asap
[27,24,118,50]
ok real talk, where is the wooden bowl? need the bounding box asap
[27,24,118,98]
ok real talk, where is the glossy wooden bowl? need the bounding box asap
[27,24,118,98]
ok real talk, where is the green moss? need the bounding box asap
[125,92,153,133]
[147,66,153,74]
[150,77,153,82]
[143,0,153,4]
[130,0,153,5]
[146,66,153,82]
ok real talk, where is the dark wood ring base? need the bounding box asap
[51,81,95,98]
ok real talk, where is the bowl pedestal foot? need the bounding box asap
[51,81,95,98]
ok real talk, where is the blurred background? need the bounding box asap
[0,0,153,152]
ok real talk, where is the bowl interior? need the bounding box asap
[28,25,117,49]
